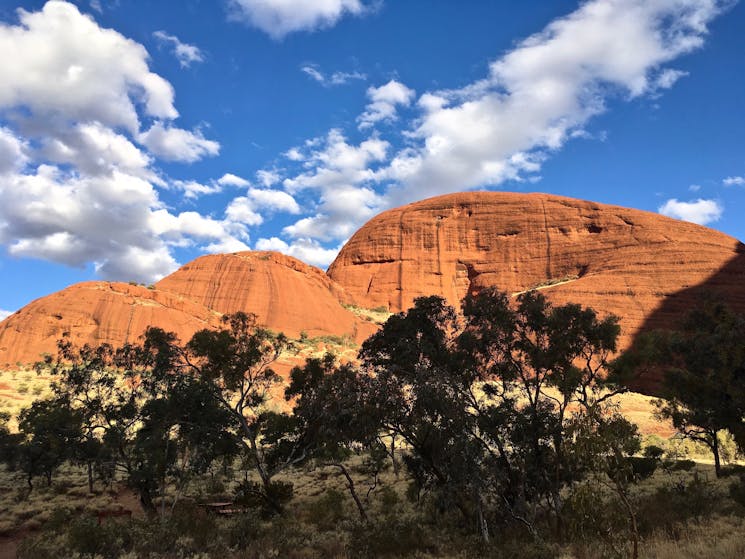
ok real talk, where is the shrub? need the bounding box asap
[348,516,435,558]
[563,482,628,550]
[307,487,346,530]
[637,475,718,536]
[67,516,126,559]
[234,479,294,516]
[224,510,261,549]
[729,476,745,510]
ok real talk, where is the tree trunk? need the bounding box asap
[477,494,490,544]
[615,481,639,559]
[139,487,157,516]
[330,463,368,522]
[390,435,399,478]
[712,433,722,478]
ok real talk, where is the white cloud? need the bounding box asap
[0,309,13,322]
[378,0,726,204]
[225,197,264,226]
[224,188,301,226]
[248,188,300,213]
[0,166,178,282]
[688,184,701,192]
[256,169,280,187]
[723,176,745,186]
[358,80,415,129]
[228,0,369,39]
[655,68,688,89]
[255,237,340,268]
[0,126,28,174]
[0,2,238,282]
[262,0,726,269]
[0,1,177,133]
[171,180,223,199]
[42,121,153,178]
[218,173,250,187]
[138,122,220,163]
[153,30,205,68]
[301,64,366,86]
[658,198,723,225]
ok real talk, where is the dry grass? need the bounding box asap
[0,368,54,431]
[0,463,126,536]
[642,515,745,559]
[342,304,393,325]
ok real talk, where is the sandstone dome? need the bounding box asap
[0,282,221,368]
[327,191,745,369]
[155,251,377,343]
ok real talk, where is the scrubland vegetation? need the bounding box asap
[1,288,745,558]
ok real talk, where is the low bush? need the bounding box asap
[637,475,718,536]
[348,515,435,558]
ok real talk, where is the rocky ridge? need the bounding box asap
[2,192,744,393]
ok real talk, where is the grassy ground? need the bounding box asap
[2,355,741,557]
[1,448,744,558]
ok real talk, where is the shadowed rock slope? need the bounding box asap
[328,192,745,376]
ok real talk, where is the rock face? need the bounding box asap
[155,251,376,342]
[0,251,379,368]
[3,192,744,394]
[0,282,221,368]
[328,192,745,387]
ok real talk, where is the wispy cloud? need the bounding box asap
[301,64,366,86]
[153,30,205,68]
[248,0,728,267]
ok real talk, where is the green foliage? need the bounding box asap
[234,479,294,516]
[625,298,745,477]
[67,516,125,559]
[729,476,745,510]
[348,516,435,558]
[636,475,718,536]
[358,288,628,541]
[307,487,346,530]
[563,482,628,551]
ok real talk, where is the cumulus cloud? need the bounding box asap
[301,64,366,86]
[138,122,220,163]
[171,180,223,199]
[0,1,177,132]
[0,2,235,282]
[724,176,745,186]
[225,188,301,227]
[0,309,13,322]
[358,80,415,129]
[0,127,28,174]
[218,173,250,187]
[153,30,205,68]
[228,0,370,39]
[255,237,340,268]
[658,198,723,225]
[256,169,280,187]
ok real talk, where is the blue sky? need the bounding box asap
[0,0,743,318]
